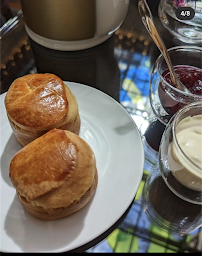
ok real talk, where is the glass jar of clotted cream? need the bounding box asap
[159,102,202,205]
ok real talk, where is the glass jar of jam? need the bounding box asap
[149,46,202,125]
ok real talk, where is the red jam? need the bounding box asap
[158,65,202,115]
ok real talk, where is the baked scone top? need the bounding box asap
[5,73,69,129]
[9,129,96,208]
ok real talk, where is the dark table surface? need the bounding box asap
[1,0,202,253]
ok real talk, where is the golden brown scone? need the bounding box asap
[5,73,80,147]
[9,129,98,221]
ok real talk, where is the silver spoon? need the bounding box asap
[138,0,190,93]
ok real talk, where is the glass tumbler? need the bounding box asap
[159,101,202,204]
[149,45,202,125]
[142,167,202,235]
[143,102,202,234]
[158,0,202,44]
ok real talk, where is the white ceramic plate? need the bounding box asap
[0,82,144,252]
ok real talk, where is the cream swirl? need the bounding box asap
[168,114,202,191]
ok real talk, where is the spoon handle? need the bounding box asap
[138,0,177,86]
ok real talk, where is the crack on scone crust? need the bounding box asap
[25,76,53,91]
[19,178,94,214]
[16,168,98,220]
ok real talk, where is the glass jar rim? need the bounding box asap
[172,101,202,170]
[156,45,202,99]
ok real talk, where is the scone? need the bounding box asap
[4,73,80,147]
[9,129,98,221]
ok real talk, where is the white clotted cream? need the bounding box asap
[168,114,202,191]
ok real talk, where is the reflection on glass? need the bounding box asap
[142,168,202,235]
